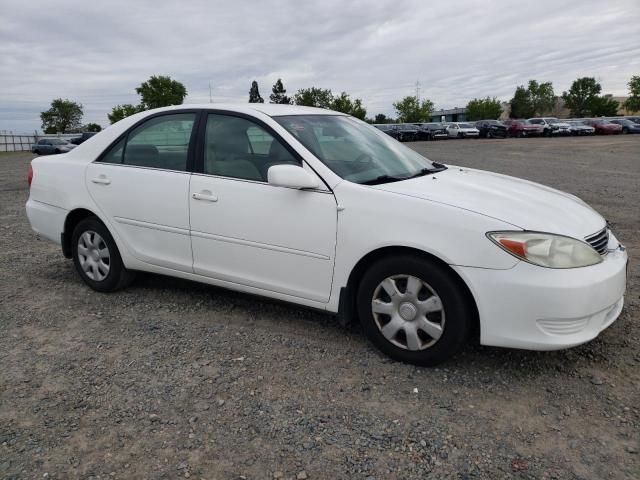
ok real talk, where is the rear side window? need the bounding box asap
[100,113,195,171]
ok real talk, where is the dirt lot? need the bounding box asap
[1,136,639,479]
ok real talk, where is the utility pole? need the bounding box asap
[209,82,213,103]
[415,80,421,102]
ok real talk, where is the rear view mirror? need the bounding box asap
[267,164,319,190]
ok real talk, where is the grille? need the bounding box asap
[585,228,609,255]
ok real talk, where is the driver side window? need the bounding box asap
[203,114,300,182]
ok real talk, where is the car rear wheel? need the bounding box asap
[622,128,628,134]
[356,255,472,366]
[72,217,135,292]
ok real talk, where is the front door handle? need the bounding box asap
[91,175,111,185]
[192,191,218,202]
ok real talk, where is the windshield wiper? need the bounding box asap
[360,163,448,186]
[360,175,408,185]
[408,162,448,178]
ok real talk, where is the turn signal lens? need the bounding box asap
[488,231,602,269]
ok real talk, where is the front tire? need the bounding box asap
[356,255,472,366]
[72,217,135,292]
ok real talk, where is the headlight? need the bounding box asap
[487,231,602,268]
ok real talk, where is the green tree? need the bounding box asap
[509,86,534,118]
[269,78,291,104]
[622,75,640,113]
[40,98,83,133]
[374,113,392,123]
[465,97,503,120]
[528,80,556,116]
[508,80,555,118]
[562,77,604,117]
[249,80,264,103]
[135,75,187,110]
[108,104,141,124]
[392,96,433,123]
[590,95,619,117]
[85,123,102,132]
[293,87,334,109]
[330,92,367,119]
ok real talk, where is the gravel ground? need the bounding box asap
[1,136,639,479]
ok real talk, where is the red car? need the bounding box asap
[503,119,544,138]
[582,119,623,135]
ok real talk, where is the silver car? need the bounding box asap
[31,138,77,155]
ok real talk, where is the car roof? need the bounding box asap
[144,103,345,117]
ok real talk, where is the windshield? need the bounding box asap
[274,115,441,184]
[51,139,68,145]
[458,123,474,128]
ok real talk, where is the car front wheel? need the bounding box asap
[72,217,135,292]
[357,255,472,366]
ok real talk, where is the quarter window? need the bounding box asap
[203,114,300,181]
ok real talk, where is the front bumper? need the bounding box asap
[454,243,628,351]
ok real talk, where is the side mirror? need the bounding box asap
[267,164,320,190]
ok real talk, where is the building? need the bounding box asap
[429,107,467,122]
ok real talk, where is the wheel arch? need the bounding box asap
[339,246,480,341]
[62,208,101,258]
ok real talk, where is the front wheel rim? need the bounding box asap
[78,231,111,281]
[371,274,445,351]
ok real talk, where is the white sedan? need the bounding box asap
[446,122,480,138]
[26,104,627,366]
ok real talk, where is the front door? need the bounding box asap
[189,113,337,302]
[86,112,197,272]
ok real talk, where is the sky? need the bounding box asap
[1,0,639,133]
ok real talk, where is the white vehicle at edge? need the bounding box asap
[25,104,628,366]
[446,122,480,138]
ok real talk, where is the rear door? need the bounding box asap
[86,111,198,272]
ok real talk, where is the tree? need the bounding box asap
[108,104,140,124]
[85,123,102,132]
[40,98,83,133]
[528,80,555,117]
[135,75,187,110]
[374,113,392,123]
[269,78,291,104]
[623,75,640,113]
[293,87,334,109]
[590,95,619,117]
[330,92,367,119]
[561,77,620,117]
[248,80,264,103]
[392,96,433,123]
[465,97,503,120]
[508,80,555,118]
[509,86,534,118]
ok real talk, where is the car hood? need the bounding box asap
[550,122,571,128]
[372,167,604,239]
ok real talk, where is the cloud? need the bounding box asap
[0,0,638,131]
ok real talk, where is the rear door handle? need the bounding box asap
[192,191,218,202]
[91,176,111,185]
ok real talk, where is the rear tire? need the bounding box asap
[356,255,472,366]
[71,217,135,292]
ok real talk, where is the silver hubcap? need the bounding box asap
[78,231,110,281]
[371,274,445,351]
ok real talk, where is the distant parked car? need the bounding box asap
[31,138,77,155]
[374,124,402,141]
[582,119,623,135]
[395,124,419,142]
[475,120,508,138]
[446,122,479,138]
[70,132,98,145]
[624,116,640,124]
[608,118,640,134]
[566,121,595,136]
[414,123,448,140]
[528,117,571,136]
[503,119,544,138]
